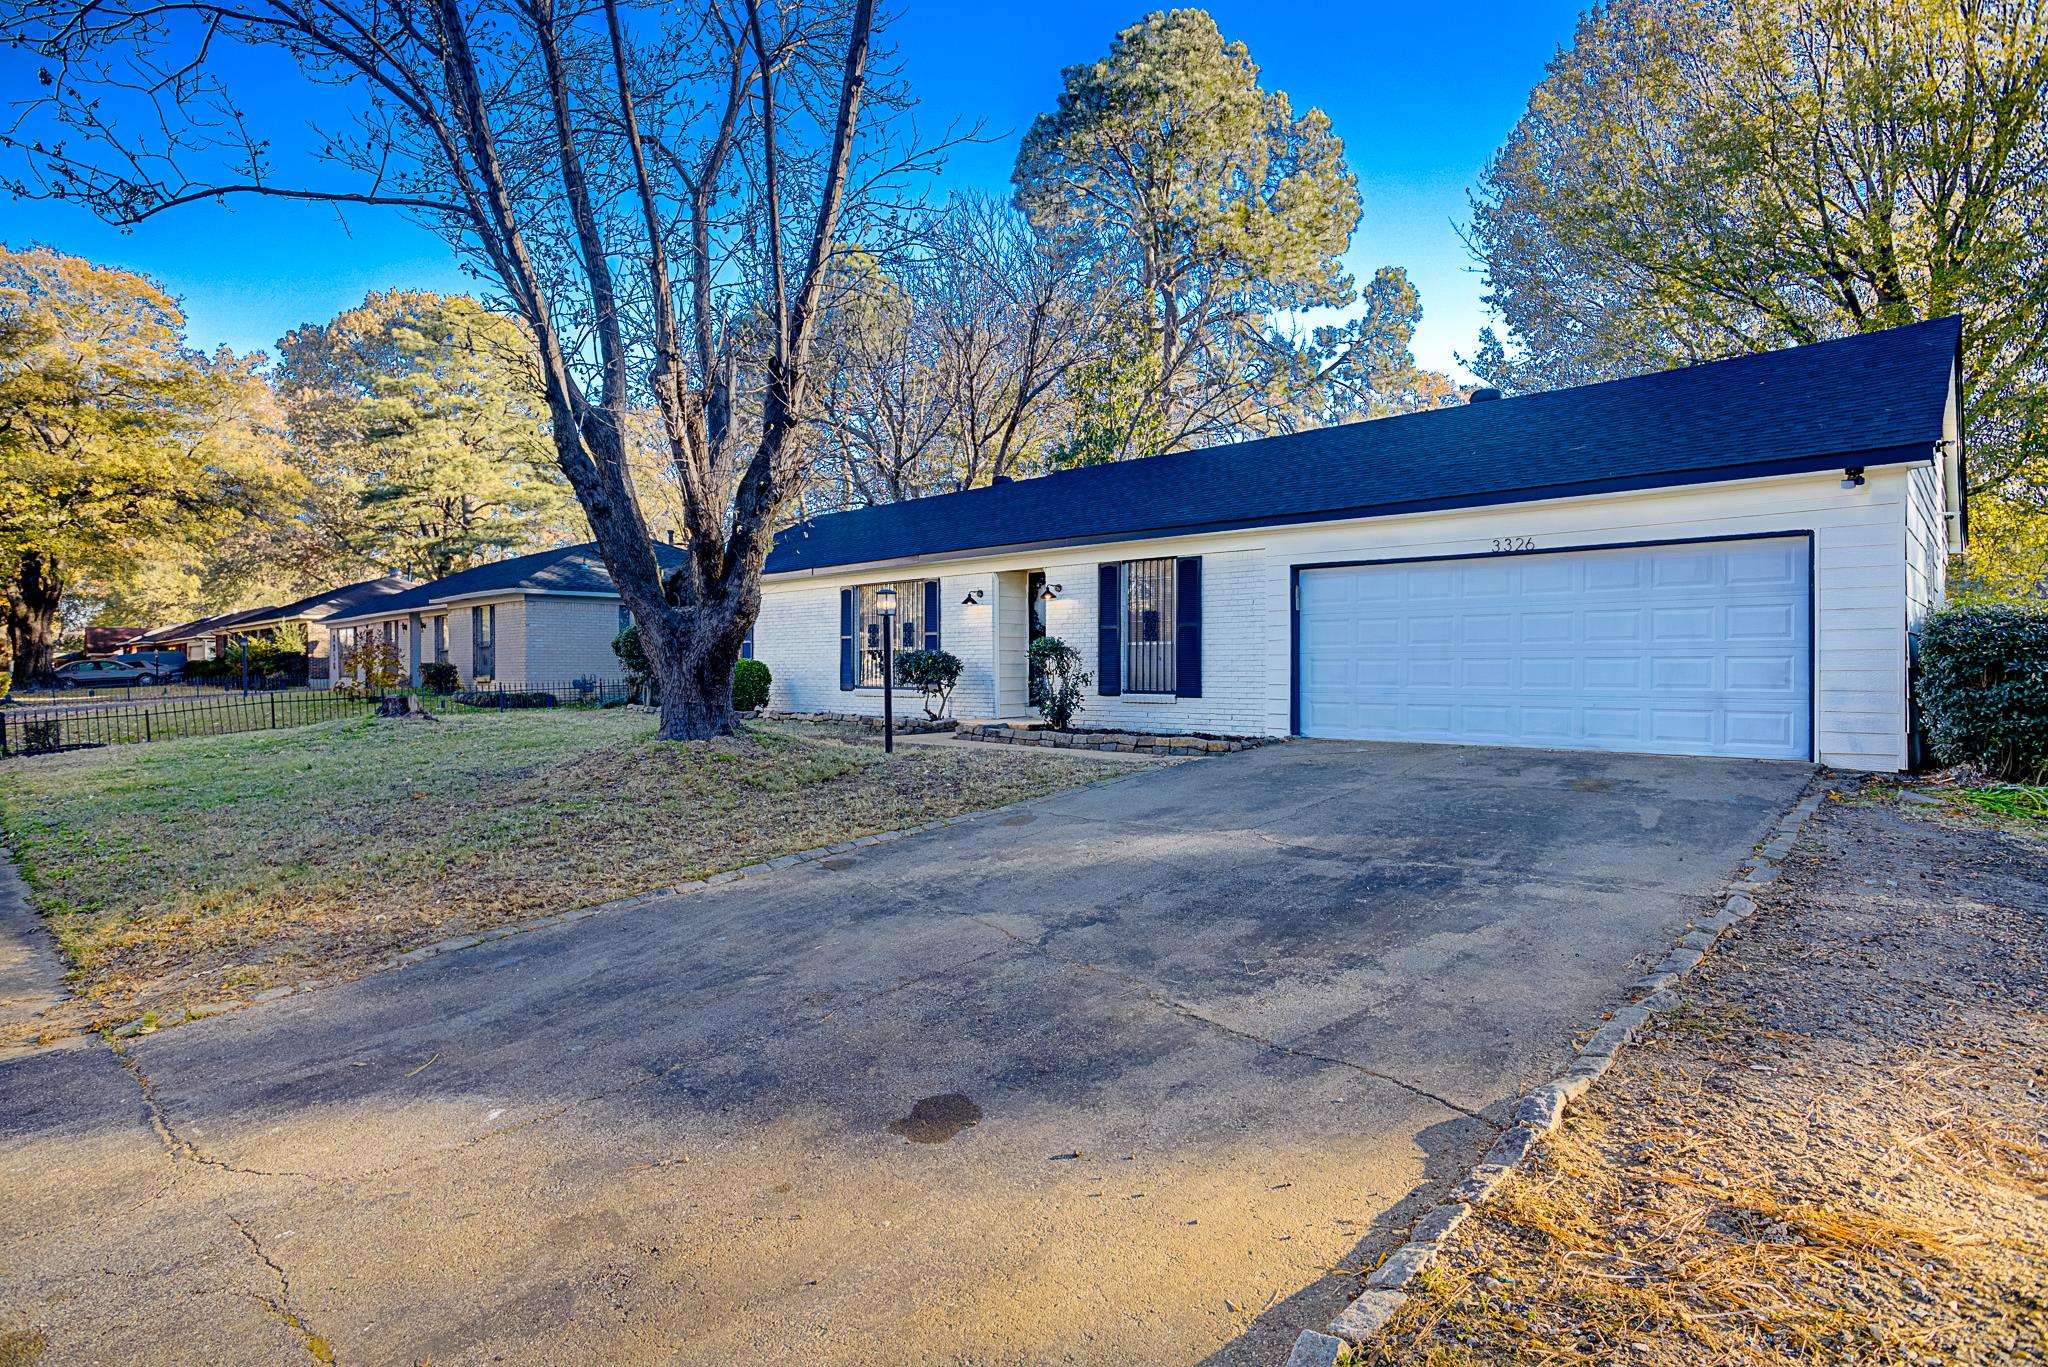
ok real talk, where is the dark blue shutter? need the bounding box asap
[838,589,854,690]
[1174,556,1202,698]
[1096,563,1121,696]
[923,580,941,652]
[740,624,754,660]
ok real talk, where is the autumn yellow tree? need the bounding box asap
[1468,0,2048,593]
[0,246,298,676]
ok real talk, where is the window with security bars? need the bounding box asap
[856,581,926,686]
[1122,557,1176,694]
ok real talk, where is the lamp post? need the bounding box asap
[874,585,897,753]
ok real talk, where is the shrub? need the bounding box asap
[1029,636,1091,730]
[339,640,406,694]
[185,657,236,682]
[20,717,63,754]
[1917,601,2048,780]
[619,623,772,713]
[454,688,560,709]
[732,657,772,712]
[893,648,961,719]
[419,660,460,695]
[613,624,656,703]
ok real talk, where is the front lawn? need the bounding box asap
[0,711,1115,1042]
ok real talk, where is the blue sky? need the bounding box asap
[4,1,1584,378]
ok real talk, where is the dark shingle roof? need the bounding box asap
[764,317,1962,576]
[324,542,687,624]
[237,576,416,628]
[138,606,271,643]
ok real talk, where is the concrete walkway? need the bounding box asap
[0,741,1809,1364]
[0,849,67,1051]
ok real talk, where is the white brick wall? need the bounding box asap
[756,573,999,720]
[758,465,1940,769]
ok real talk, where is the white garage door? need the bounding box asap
[1297,538,1811,759]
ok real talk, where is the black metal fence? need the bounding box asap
[1,676,640,758]
[5,674,310,705]
[437,676,638,708]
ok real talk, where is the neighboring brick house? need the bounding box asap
[751,319,1966,771]
[132,605,276,664]
[216,577,415,685]
[322,542,688,689]
[130,576,413,680]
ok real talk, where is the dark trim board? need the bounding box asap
[1286,530,1819,762]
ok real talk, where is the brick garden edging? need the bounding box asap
[1286,781,1832,1367]
[956,721,1274,756]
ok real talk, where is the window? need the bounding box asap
[617,603,632,635]
[855,580,927,686]
[1121,557,1177,694]
[332,626,357,677]
[472,604,496,677]
[432,615,447,664]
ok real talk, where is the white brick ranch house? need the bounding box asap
[753,319,1966,771]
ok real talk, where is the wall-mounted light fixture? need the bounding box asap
[1840,466,1867,490]
[1037,582,1063,601]
[960,588,986,607]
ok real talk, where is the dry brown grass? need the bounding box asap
[1359,800,2048,1366]
[0,710,1118,1041]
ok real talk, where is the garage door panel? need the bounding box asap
[1726,544,1802,584]
[1298,538,1811,760]
[1585,610,1642,642]
[1654,552,1717,588]
[1520,560,1577,594]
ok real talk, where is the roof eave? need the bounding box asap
[764,446,1940,580]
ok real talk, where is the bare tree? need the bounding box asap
[804,192,1091,510]
[3,0,934,738]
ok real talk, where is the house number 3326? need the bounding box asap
[1491,536,1536,553]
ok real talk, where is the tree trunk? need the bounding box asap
[651,628,743,741]
[3,551,64,682]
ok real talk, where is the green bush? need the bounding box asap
[419,661,460,694]
[1917,602,2048,780]
[1028,636,1091,730]
[618,623,772,712]
[893,648,961,719]
[455,689,560,710]
[613,624,652,695]
[731,657,771,712]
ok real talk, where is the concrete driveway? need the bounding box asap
[0,741,1808,1365]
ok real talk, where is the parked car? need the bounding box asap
[116,650,187,680]
[51,655,179,687]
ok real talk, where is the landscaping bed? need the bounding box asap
[1352,783,2048,1365]
[0,711,1113,1046]
[956,720,1273,754]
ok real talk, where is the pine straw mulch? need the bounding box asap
[1357,784,2048,1366]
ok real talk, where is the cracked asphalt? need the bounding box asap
[0,740,1809,1364]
